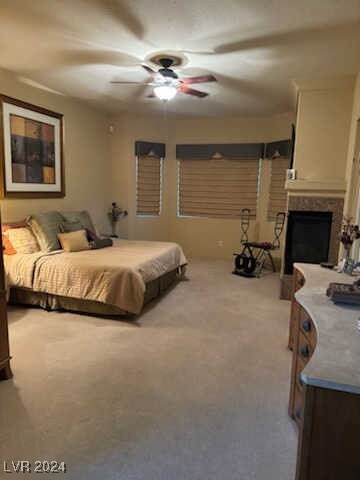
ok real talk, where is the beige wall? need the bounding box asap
[110,113,172,241]
[344,73,360,218]
[2,63,357,264]
[110,111,294,259]
[293,79,354,184]
[169,114,294,258]
[0,67,111,232]
[0,67,294,260]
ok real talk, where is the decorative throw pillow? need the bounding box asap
[2,221,27,255]
[27,211,64,252]
[57,230,90,252]
[59,211,96,233]
[86,228,100,242]
[90,238,113,250]
[4,227,40,254]
[59,221,83,233]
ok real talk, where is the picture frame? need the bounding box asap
[0,95,64,198]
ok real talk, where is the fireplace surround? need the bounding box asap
[280,196,344,299]
[284,211,333,275]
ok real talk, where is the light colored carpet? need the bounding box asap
[0,258,297,479]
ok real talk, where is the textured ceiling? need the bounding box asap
[0,0,359,117]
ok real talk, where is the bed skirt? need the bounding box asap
[9,266,186,317]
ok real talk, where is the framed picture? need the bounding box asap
[0,95,64,198]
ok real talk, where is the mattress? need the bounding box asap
[9,267,184,316]
[5,239,187,314]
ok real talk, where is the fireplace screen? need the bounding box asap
[284,211,333,274]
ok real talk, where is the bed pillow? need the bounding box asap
[27,211,64,252]
[60,211,96,233]
[2,221,27,255]
[59,221,100,242]
[57,230,90,252]
[86,228,100,242]
[59,221,83,233]
[4,227,40,254]
[90,238,113,250]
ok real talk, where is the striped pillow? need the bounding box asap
[2,221,27,255]
[4,227,40,254]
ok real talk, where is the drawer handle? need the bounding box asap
[300,345,309,358]
[295,407,302,420]
[298,277,305,287]
[302,320,311,332]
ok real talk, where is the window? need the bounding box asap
[136,155,162,216]
[178,158,260,219]
[267,157,290,220]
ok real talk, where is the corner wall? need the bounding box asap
[293,77,354,188]
[344,73,360,217]
[110,111,294,259]
[169,114,293,258]
[110,113,172,241]
[0,67,112,232]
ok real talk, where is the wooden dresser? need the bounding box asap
[0,221,12,381]
[288,264,360,480]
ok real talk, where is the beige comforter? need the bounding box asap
[5,239,187,314]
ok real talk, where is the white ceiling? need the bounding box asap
[1,0,360,117]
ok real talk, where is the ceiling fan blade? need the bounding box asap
[181,75,217,84]
[141,64,157,77]
[178,84,208,98]
[146,93,156,98]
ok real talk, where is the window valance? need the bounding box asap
[176,143,265,160]
[135,141,166,159]
[264,139,292,159]
[176,139,293,160]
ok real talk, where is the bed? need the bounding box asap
[5,239,187,316]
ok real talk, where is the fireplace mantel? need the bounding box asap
[285,178,346,195]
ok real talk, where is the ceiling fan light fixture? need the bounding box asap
[153,85,177,101]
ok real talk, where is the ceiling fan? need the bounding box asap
[110,57,217,101]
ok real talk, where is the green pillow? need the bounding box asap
[59,221,83,233]
[27,211,64,252]
[59,211,96,233]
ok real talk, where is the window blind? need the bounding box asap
[178,158,260,219]
[268,157,290,220]
[136,155,162,216]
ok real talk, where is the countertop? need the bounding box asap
[294,263,360,395]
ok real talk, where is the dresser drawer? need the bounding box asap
[299,310,317,347]
[298,330,315,362]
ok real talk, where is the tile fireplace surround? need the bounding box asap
[280,196,344,299]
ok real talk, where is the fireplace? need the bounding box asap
[280,196,344,299]
[284,211,333,275]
